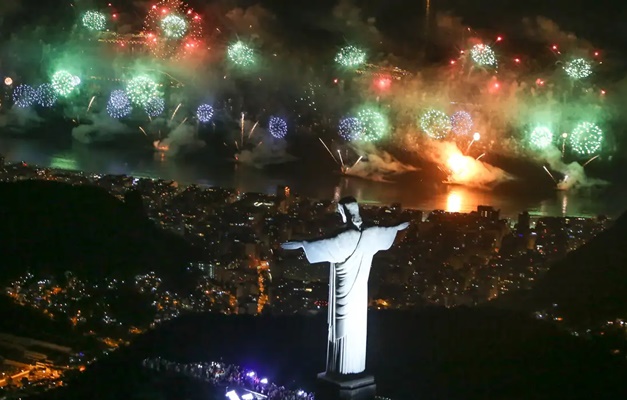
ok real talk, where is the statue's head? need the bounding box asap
[337,196,362,230]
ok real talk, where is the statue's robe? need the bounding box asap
[301,226,400,375]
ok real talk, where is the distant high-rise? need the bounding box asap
[276,185,290,199]
[206,263,216,280]
[477,205,500,221]
[517,211,531,234]
[276,186,291,214]
[244,242,258,259]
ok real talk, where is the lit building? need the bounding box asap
[477,205,500,221]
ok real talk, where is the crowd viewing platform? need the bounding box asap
[142,357,394,400]
[142,357,315,400]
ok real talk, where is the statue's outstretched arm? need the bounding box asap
[395,222,410,231]
[368,222,410,252]
[281,241,304,250]
[281,232,359,264]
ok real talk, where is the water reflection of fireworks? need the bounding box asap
[446,191,463,213]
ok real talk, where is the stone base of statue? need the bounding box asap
[316,372,376,400]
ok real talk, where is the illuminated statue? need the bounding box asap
[282,197,409,375]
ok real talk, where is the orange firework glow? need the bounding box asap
[437,142,509,188]
[375,76,392,90]
[153,140,169,152]
[447,153,468,175]
[446,151,487,184]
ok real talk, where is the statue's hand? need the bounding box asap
[396,222,410,231]
[281,241,304,250]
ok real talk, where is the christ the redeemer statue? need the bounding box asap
[282,197,408,377]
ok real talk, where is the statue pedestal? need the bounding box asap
[316,372,376,400]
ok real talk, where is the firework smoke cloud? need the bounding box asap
[0,0,622,190]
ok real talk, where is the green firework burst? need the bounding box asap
[356,106,388,142]
[563,58,592,80]
[227,41,255,67]
[82,11,106,31]
[160,14,187,39]
[126,76,160,107]
[51,70,80,97]
[335,46,367,68]
[570,122,602,155]
[419,109,451,139]
[529,126,554,149]
[470,44,496,67]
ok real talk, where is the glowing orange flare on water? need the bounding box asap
[447,153,468,175]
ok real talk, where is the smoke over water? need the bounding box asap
[2,107,44,129]
[237,138,297,168]
[344,143,416,182]
[71,112,130,144]
[153,121,205,156]
[537,146,607,190]
[234,119,296,168]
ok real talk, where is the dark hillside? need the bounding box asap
[493,211,627,327]
[34,309,627,400]
[0,180,198,286]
